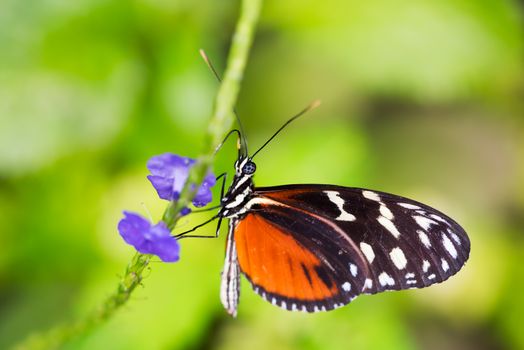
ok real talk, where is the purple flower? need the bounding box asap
[146,153,216,214]
[118,211,180,262]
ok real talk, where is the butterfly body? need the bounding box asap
[218,156,256,220]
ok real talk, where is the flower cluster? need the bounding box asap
[117,153,215,262]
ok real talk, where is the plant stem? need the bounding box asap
[14,0,262,348]
[164,0,262,228]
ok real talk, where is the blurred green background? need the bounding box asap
[1,0,523,349]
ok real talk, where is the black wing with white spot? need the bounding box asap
[256,184,470,297]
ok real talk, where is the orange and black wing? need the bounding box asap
[233,201,369,312]
[256,185,470,295]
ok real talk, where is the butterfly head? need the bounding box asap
[241,160,256,175]
[234,156,257,177]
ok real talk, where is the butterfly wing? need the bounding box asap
[256,185,470,295]
[220,220,241,317]
[232,201,369,312]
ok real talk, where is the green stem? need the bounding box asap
[13,0,262,349]
[164,0,262,229]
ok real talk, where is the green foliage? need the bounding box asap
[0,0,523,349]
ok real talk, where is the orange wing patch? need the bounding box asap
[234,213,339,301]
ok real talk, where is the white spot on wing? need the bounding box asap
[389,247,408,270]
[414,216,438,231]
[364,278,373,289]
[349,263,358,277]
[378,272,395,286]
[281,301,287,310]
[398,202,421,210]
[417,230,431,248]
[428,274,436,280]
[360,242,375,263]
[450,231,461,245]
[405,272,415,279]
[441,258,450,272]
[406,279,417,285]
[324,191,357,221]
[342,282,351,292]
[442,234,458,259]
[380,205,394,220]
[378,216,401,238]
[430,214,448,224]
[422,260,430,273]
[363,190,381,202]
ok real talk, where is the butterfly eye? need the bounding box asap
[242,161,256,175]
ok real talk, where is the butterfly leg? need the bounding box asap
[173,173,229,239]
[173,215,219,239]
[190,204,222,213]
[217,171,228,199]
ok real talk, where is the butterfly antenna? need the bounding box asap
[200,49,249,157]
[251,100,321,159]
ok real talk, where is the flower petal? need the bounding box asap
[147,153,194,178]
[180,207,192,216]
[117,212,180,263]
[147,153,196,201]
[193,172,217,207]
[147,175,176,201]
[148,236,180,262]
[171,163,191,195]
[118,211,150,247]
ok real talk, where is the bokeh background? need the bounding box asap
[1,0,523,349]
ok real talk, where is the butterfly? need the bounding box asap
[187,53,470,316]
[190,106,471,317]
